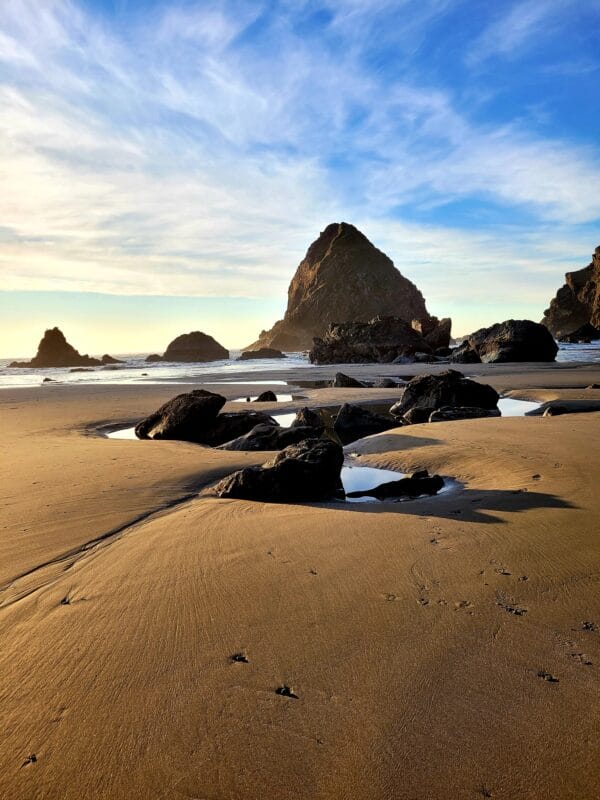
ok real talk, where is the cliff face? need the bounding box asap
[246,222,432,351]
[542,246,600,338]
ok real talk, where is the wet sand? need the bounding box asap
[0,362,599,799]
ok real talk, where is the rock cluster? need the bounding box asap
[245,222,435,352]
[146,332,229,364]
[310,315,451,365]
[542,246,600,339]
[390,370,499,424]
[451,320,558,363]
[333,403,397,445]
[9,327,119,368]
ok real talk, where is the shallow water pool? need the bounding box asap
[498,397,541,416]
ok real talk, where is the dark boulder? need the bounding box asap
[101,354,123,365]
[145,353,162,363]
[331,372,364,388]
[346,469,444,500]
[291,407,325,434]
[333,403,397,445]
[197,411,279,447]
[428,406,501,422]
[214,438,344,502]
[450,320,558,363]
[218,424,317,451]
[255,390,277,402]
[238,348,286,360]
[135,389,226,441]
[390,370,499,421]
[10,327,103,368]
[411,316,452,350]
[311,316,431,365]
[69,367,93,373]
[449,345,481,364]
[147,331,229,363]
[402,408,432,425]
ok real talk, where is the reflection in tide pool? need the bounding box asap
[498,398,541,416]
[106,426,137,440]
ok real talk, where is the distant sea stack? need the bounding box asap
[245,222,438,351]
[146,331,229,363]
[542,246,600,339]
[9,327,117,368]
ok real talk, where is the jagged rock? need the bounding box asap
[542,246,600,338]
[412,317,452,350]
[218,424,316,451]
[237,348,285,360]
[9,327,104,368]
[346,469,444,500]
[428,406,502,422]
[135,389,226,440]
[291,407,325,434]
[559,323,600,343]
[333,403,397,445]
[450,320,558,363]
[246,222,435,351]
[311,316,432,365]
[331,372,365,388]
[449,345,481,364]
[147,332,229,364]
[255,390,277,402]
[214,438,344,502]
[391,370,499,421]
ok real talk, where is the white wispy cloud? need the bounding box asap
[0,0,598,326]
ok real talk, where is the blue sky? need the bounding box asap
[1,0,599,356]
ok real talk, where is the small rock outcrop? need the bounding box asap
[390,371,499,422]
[346,469,444,500]
[333,403,397,445]
[542,246,600,338]
[331,372,365,388]
[450,320,558,363]
[291,407,325,434]
[214,438,345,502]
[428,406,501,422]
[145,332,229,363]
[9,327,111,368]
[245,222,434,352]
[101,354,124,365]
[135,389,226,440]
[310,316,434,365]
[218,424,316,451]
[237,348,285,360]
[255,390,277,402]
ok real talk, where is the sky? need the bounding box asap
[1,0,599,357]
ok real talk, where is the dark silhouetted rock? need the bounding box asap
[333,403,397,445]
[346,469,444,500]
[450,320,558,363]
[146,332,229,364]
[198,411,278,447]
[214,438,344,502]
[237,348,285,360]
[412,316,452,350]
[145,353,162,363]
[391,370,499,421]
[311,316,432,364]
[42,377,54,383]
[9,327,103,368]
[69,367,93,373]
[533,400,600,417]
[402,408,431,425]
[255,390,277,402]
[218,424,316,451]
[428,406,501,422]
[542,246,600,338]
[449,345,481,364]
[331,372,365,388]
[558,323,600,343]
[101,354,123,365]
[246,222,434,351]
[135,389,226,441]
[291,407,325,433]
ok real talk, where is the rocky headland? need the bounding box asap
[542,245,600,340]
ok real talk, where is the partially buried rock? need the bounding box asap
[255,390,277,402]
[334,403,397,445]
[237,348,286,360]
[146,331,229,363]
[197,411,278,447]
[10,327,106,368]
[218,424,317,451]
[428,406,501,422]
[291,407,325,434]
[214,438,344,502]
[450,319,558,363]
[135,389,226,441]
[331,372,364,388]
[390,370,499,422]
[346,469,444,500]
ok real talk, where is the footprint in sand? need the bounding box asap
[21,754,37,768]
[276,685,299,699]
[581,621,597,632]
[454,600,474,611]
[417,597,430,607]
[496,601,527,616]
[229,652,249,664]
[383,593,398,602]
[537,670,559,683]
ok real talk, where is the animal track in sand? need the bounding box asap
[383,593,398,602]
[496,601,527,616]
[229,652,249,664]
[478,786,493,798]
[537,670,559,683]
[276,685,299,699]
[454,600,474,612]
[417,597,430,607]
[581,621,597,632]
[532,474,541,480]
[21,754,37,767]
[495,568,512,576]
[569,651,592,666]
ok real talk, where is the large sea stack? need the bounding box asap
[542,246,600,339]
[245,222,435,352]
[9,327,114,368]
[146,331,229,363]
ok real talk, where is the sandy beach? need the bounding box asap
[0,362,598,799]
